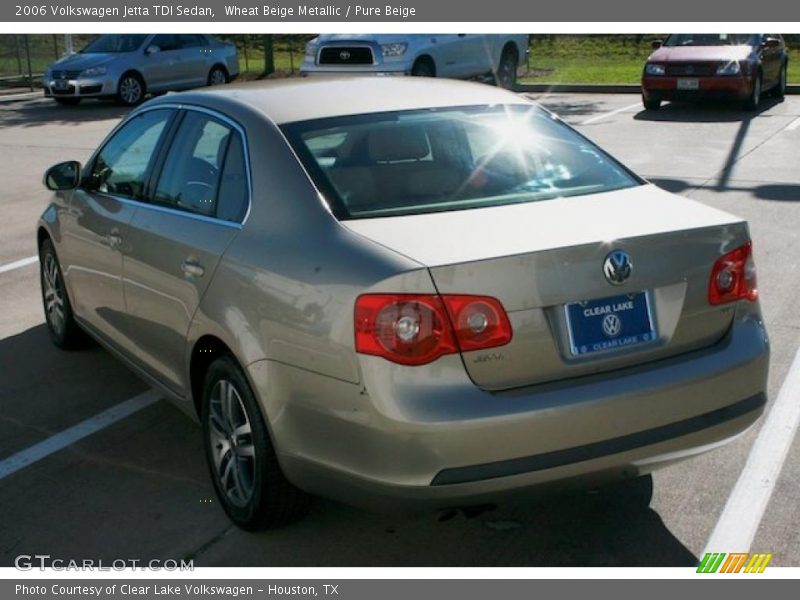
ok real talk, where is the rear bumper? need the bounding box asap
[642,75,753,102]
[249,309,769,510]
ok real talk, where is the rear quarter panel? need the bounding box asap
[181,96,421,392]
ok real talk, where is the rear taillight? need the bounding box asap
[708,241,758,305]
[354,293,512,366]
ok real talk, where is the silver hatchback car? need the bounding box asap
[43,34,239,106]
[38,79,769,530]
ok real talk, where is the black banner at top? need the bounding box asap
[4,0,800,22]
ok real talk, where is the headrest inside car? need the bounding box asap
[367,126,429,162]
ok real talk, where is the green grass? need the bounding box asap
[236,51,304,77]
[520,35,800,85]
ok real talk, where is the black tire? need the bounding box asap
[771,62,787,99]
[642,96,661,111]
[39,238,88,350]
[54,97,81,106]
[495,47,519,89]
[411,57,435,78]
[743,73,762,111]
[116,72,145,106]
[201,355,310,530]
[207,65,229,86]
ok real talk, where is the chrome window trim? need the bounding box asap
[104,102,254,229]
[109,194,244,229]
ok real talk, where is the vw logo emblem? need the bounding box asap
[602,313,622,338]
[686,65,694,75]
[339,50,351,61]
[603,250,632,286]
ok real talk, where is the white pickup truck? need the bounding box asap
[300,34,530,88]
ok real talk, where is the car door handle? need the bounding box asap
[181,260,205,278]
[107,232,123,249]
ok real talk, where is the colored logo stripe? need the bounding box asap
[745,554,773,573]
[697,553,773,573]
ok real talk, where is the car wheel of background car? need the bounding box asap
[771,62,787,99]
[116,73,145,106]
[411,57,436,78]
[494,47,519,89]
[743,73,762,111]
[642,96,661,111]
[201,355,311,530]
[39,238,89,350]
[207,65,229,86]
[54,97,81,106]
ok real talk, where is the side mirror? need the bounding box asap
[44,161,81,191]
[763,38,781,49]
[651,39,663,50]
[145,45,161,55]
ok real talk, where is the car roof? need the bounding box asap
[147,77,531,125]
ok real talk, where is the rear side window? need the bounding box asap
[89,109,171,199]
[216,132,249,223]
[152,111,248,222]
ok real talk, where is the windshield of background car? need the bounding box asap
[663,34,760,47]
[282,104,641,219]
[81,35,149,53]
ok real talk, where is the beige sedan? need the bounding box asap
[38,78,769,530]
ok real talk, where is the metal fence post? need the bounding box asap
[14,35,22,75]
[23,35,34,91]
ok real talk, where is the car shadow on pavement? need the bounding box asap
[632,97,783,123]
[528,97,608,119]
[0,324,698,567]
[0,98,132,128]
[193,490,699,567]
[650,177,800,202]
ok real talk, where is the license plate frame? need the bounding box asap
[565,291,656,356]
[677,78,700,90]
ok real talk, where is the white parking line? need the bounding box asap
[0,255,38,275]
[0,390,161,480]
[579,102,642,126]
[705,345,800,553]
[786,117,800,131]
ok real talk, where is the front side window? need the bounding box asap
[179,34,208,48]
[89,109,171,199]
[283,104,640,219]
[151,34,182,52]
[80,34,148,54]
[153,111,247,222]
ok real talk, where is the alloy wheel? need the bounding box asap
[209,68,227,85]
[208,379,256,507]
[42,253,65,336]
[119,77,143,105]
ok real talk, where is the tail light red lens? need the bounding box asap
[441,295,513,352]
[708,241,758,305]
[354,294,512,365]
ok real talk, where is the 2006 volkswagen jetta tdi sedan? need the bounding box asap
[38,78,769,530]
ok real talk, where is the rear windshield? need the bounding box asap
[663,34,760,47]
[81,35,149,54]
[282,104,641,219]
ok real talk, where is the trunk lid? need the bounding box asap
[343,185,751,390]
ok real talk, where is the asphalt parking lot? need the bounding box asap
[1,90,799,567]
